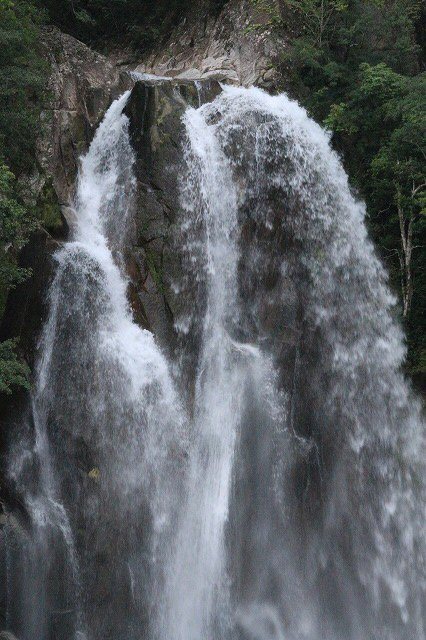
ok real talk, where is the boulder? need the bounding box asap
[123,78,222,353]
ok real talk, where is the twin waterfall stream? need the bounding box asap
[3,82,425,640]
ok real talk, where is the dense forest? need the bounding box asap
[0,0,425,394]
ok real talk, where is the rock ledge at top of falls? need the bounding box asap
[132,0,286,89]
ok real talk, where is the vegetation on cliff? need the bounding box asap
[39,0,228,51]
[0,163,35,394]
[0,0,47,393]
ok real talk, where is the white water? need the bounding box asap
[6,92,186,640]
[159,104,248,640]
[159,86,426,640]
[4,84,425,640]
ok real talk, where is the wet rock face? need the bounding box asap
[123,79,222,353]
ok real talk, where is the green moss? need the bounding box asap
[0,338,31,395]
[37,179,62,231]
[145,247,164,293]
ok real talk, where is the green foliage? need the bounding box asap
[0,0,47,173]
[0,156,36,400]
[280,0,422,114]
[0,338,31,394]
[286,0,348,47]
[0,162,35,312]
[0,1,47,395]
[36,178,62,231]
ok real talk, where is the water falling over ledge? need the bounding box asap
[1,80,425,640]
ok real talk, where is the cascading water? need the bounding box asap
[159,85,425,640]
[4,91,186,640]
[2,80,424,640]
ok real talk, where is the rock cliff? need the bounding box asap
[134,0,285,89]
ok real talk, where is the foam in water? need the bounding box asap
[160,85,425,640]
[5,92,186,640]
[3,84,425,640]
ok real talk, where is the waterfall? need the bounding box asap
[3,82,424,640]
[160,85,425,640]
[5,91,186,640]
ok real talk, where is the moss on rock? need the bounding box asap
[37,179,62,231]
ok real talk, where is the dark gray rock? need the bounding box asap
[123,79,222,353]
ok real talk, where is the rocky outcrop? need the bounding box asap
[133,0,285,89]
[123,78,222,353]
[36,26,131,216]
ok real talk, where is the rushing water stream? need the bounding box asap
[2,82,425,640]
